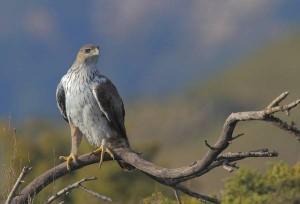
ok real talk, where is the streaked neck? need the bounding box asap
[68,62,98,78]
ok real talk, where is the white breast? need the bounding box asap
[61,68,113,146]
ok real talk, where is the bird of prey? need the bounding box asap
[56,44,130,170]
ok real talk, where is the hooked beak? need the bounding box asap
[94,46,100,56]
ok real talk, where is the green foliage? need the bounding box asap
[0,121,163,204]
[2,34,300,203]
[221,162,300,204]
[142,192,203,204]
[143,192,177,204]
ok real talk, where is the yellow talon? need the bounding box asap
[106,148,114,159]
[92,139,114,168]
[59,153,77,171]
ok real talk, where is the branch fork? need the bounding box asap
[45,177,111,204]
[9,92,300,204]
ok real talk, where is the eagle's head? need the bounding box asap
[76,44,100,65]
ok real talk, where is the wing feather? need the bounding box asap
[56,81,68,123]
[91,78,127,140]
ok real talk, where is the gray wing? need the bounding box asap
[91,78,127,140]
[56,81,68,123]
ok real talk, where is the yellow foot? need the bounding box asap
[59,153,77,171]
[91,140,114,168]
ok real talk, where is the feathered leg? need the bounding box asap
[59,123,83,170]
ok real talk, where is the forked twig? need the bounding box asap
[173,189,182,204]
[45,177,111,204]
[5,166,32,204]
[10,92,300,204]
[78,185,112,202]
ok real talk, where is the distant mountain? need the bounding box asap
[191,34,300,105]
[1,34,299,203]
[125,34,300,193]
[2,1,300,120]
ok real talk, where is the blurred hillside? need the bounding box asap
[126,33,300,193]
[1,34,300,203]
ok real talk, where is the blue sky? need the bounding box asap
[0,0,300,119]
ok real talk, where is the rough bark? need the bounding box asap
[10,92,300,204]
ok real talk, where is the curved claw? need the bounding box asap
[92,140,115,168]
[59,153,77,171]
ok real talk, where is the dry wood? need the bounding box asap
[5,166,32,204]
[173,189,181,204]
[45,177,111,204]
[10,92,300,204]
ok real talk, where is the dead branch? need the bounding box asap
[267,91,289,109]
[10,92,300,204]
[78,185,112,202]
[5,166,32,204]
[175,184,218,203]
[173,189,181,204]
[265,116,300,141]
[217,149,278,160]
[230,133,244,141]
[45,176,111,204]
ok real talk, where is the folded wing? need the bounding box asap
[56,81,68,123]
[91,78,128,141]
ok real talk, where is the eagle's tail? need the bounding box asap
[108,139,135,171]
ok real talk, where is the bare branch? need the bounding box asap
[173,189,181,204]
[222,160,239,173]
[230,133,244,141]
[45,177,111,204]
[10,92,300,204]
[265,99,300,115]
[267,91,289,109]
[45,177,96,204]
[175,185,219,204]
[5,166,32,204]
[222,162,235,173]
[265,116,300,141]
[205,140,219,150]
[78,185,112,202]
[217,149,278,160]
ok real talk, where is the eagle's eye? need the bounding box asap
[84,48,91,54]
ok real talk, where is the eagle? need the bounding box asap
[56,44,131,170]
